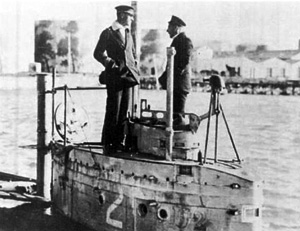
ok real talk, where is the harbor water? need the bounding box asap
[0,75,299,231]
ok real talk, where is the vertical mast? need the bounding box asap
[131,1,139,62]
[131,1,139,117]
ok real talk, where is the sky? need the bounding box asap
[2,0,300,73]
[2,0,300,50]
[137,0,300,50]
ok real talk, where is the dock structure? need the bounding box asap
[140,76,300,95]
[0,171,35,182]
[224,79,300,95]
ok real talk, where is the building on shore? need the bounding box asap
[192,41,300,81]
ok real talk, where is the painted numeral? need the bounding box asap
[106,193,124,229]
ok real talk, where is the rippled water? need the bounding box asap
[0,75,300,231]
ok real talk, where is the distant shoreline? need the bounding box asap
[0,72,98,78]
[2,73,300,96]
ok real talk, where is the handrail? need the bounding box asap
[45,86,106,94]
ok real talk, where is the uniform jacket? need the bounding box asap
[159,32,193,93]
[93,26,139,88]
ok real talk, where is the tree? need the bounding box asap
[236,44,247,53]
[140,30,162,61]
[256,45,267,52]
[63,21,78,34]
[139,29,167,76]
[140,43,160,61]
[57,36,79,72]
[35,20,55,72]
[142,29,160,43]
[57,21,79,73]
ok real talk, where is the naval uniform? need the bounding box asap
[160,32,193,121]
[94,20,139,149]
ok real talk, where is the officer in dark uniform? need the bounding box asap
[93,5,139,154]
[159,15,193,125]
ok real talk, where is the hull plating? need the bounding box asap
[52,144,262,231]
